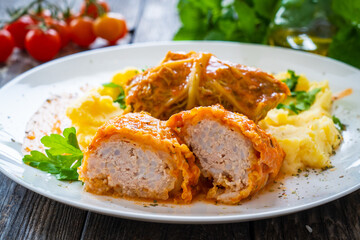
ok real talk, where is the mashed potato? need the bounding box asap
[259,72,341,174]
[66,67,139,149]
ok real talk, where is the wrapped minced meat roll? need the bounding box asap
[79,113,200,203]
[167,105,285,204]
[125,51,290,122]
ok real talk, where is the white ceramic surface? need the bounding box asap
[0,42,359,224]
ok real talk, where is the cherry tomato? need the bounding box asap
[46,19,71,48]
[25,28,61,62]
[0,29,15,63]
[70,17,96,48]
[30,9,52,22]
[5,15,36,49]
[80,0,110,19]
[93,12,127,44]
[62,9,78,25]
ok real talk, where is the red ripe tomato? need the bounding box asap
[25,28,61,62]
[70,17,96,48]
[5,15,36,49]
[46,19,71,48]
[80,0,110,19]
[0,29,15,63]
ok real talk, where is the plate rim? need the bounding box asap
[1,41,360,224]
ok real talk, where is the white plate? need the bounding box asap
[0,42,360,224]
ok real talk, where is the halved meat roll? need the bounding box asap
[79,113,200,203]
[167,105,285,204]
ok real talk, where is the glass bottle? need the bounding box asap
[268,0,335,56]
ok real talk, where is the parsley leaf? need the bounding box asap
[102,82,121,88]
[277,70,321,114]
[114,86,126,109]
[277,103,299,114]
[277,88,321,114]
[282,70,299,91]
[293,88,321,109]
[22,127,83,181]
[332,115,346,131]
[103,82,127,109]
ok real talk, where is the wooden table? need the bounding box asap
[0,0,359,239]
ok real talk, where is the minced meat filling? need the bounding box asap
[86,137,177,200]
[184,119,256,192]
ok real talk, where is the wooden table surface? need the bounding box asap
[0,0,359,239]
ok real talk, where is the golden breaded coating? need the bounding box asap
[167,105,285,204]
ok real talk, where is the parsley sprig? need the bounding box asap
[22,127,83,181]
[332,115,346,131]
[102,82,126,109]
[282,70,299,92]
[277,70,321,114]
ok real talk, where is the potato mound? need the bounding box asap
[259,72,341,174]
[66,68,139,149]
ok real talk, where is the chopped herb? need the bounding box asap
[282,70,299,91]
[277,103,300,114]
[102,82,121,88]
[114,86,126,109]
[293,88,321,108]
[150,203,158,207]
[332,115,346,131]
[141,66,150,72]
[277,70,321,115]
[321,165,334,172]
[153,200,157,203]
[103,82,127,109]
[22,127,83,181]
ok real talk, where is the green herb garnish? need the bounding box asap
[103,82,127,109]
[114,86,126,109]
[277,103,300,114]
[332,115,346,131]
[277,70,321,114]
[22,127,83,181]
[282,70,299,92]
[102,82,121,88]
[277,88,321,114]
